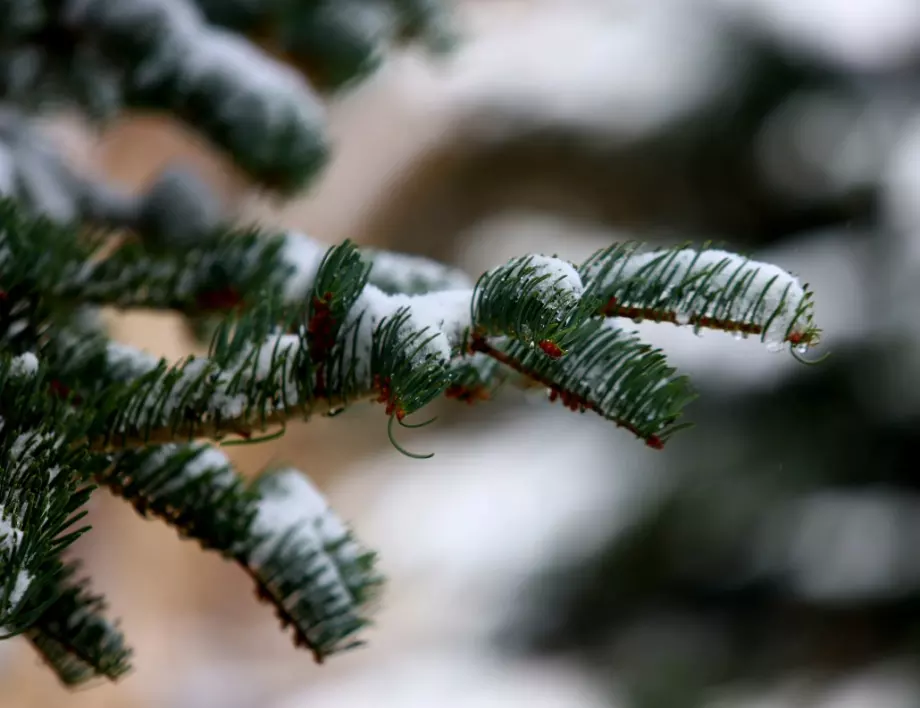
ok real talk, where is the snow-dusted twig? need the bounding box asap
[583,245,819,349]
[98,444,381,660]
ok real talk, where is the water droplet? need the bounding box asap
[675,311,691,325]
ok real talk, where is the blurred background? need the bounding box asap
[3,0,920,705]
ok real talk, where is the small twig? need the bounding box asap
[86,394,376,452]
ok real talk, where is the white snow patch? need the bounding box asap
[7,570,31,609]
[251,470,350,548]
[279,231,330,302]
[0,506,32,612]
[9,430,63,478]
[345,285,472,383]
[9,352,38,377]
[0,513,24,554]
[525,255,584,298]
[141,443,235,495]
[106,341,161,376]
[367,250,473,292]
[249,470,369,636]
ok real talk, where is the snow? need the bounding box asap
[140,443,235,494]
[0,143,16,196]
[755,490,920,602]
[0,506,32,613]
[275,233,477,386]
[366,250,473,293]
[183,445,231,477]
[591,248,811,344]
[526,255,584,299]
[249,470,371,646]
[6,319,27,337]
[8,430,63,484]
[7,569,31,609]
[279,232,330,302]
[252,470,349,546]
[273,649,612,708]
[9,433,35,461]
[103,335,304,432]
[106,341,161,377]
[345,285,472,382]
[0,513,24,554]
[9,352,38,377]
[445,0,735,141]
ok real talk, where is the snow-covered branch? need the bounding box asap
[1,197,820,449]
[98,444,381,660]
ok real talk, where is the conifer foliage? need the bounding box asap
[0,0,821,689]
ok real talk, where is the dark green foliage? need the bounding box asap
[473,255,590,348]
[275,0,390,89]
[489,322,697,446]
[98,445,258,554]
[0,198,287,315]
[0,192,819,686]
[0,360,97,638]
[25,563,132,686]
[370,309,453,418]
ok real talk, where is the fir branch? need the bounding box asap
[98,444,255,553]
[444,352,503,405]
[98,445,382,661]
[3,197,818,362]
[4,206,466,324]
[0,359,97,636]
[581,244,820,348]
[80,335,366,451]
[2,194,821,448]
[0,197,287,315]
[24,561,132,687]
[79,0,329,192]
[1,0,329,191]
[472,254,589,350]
[35,299,374,451]
[245,469,383,660]
[470,322,697,448]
